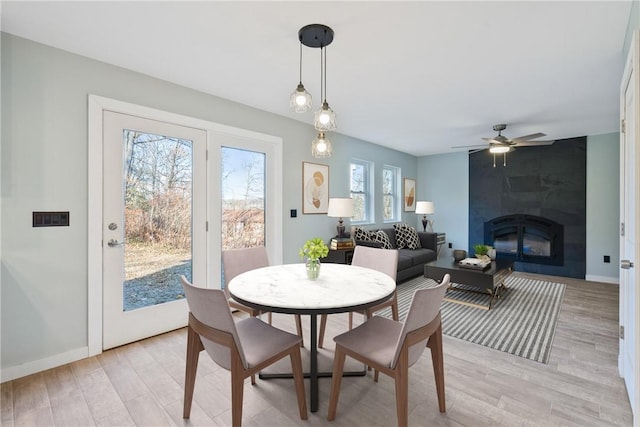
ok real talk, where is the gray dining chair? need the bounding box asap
[327,274,450,427]
[318,245,399,348]
[180,276,308,427]
[223,246,304,346]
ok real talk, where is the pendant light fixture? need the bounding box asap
[311,131,332,158]
[291,24,337,157]
[314,46,336,132]
[289,43,312,112]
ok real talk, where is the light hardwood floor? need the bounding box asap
[1,273,634,426]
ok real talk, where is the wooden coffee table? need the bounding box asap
[424,257,513,310]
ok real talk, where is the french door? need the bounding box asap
[102,111,207,349]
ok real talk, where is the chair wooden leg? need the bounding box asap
[295,314,304,347]
[289,347,308,420]
[394,351,409,427]
[391,294,399,321]
[428,322,446,412]
[230,363,245,427]
[318,314,328,348]
[183,325,203,418]
[327,346,347,421]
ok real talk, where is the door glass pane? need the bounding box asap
[221,147,266,250]
[123,130,193,311]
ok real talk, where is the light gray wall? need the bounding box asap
[416,152,469,258]
[586,133,620,282]
[1,33,416,372]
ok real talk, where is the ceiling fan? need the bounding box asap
[453,124,555,167]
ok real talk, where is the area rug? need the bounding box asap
[379,274,566,364]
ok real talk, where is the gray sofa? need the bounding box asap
[353,228,438,282]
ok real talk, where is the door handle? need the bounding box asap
[621,259,634,269]
[107,239,125,247]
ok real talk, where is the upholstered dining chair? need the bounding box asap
[318,245,399,348]
[327,274,450,427]
[222,247,304,346]
[180,276,308,427]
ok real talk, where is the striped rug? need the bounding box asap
[378,273,566,364]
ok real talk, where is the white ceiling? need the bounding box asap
[1,1,632,156]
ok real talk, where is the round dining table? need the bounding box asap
[228,262,396,413]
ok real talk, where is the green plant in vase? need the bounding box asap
[299,237,329,280]
[472,243,490,260]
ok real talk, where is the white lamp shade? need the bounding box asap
[415,201,434,215]
[327,198,353,218]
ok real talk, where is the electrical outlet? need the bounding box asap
[604,255,610,263]
[290,209,297,218]
[448,242,452,248]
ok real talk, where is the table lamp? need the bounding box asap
[327,198,353,238]
[415,201,434,232]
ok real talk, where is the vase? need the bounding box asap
[306,258,321,280]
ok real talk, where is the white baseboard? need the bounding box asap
[1,346,89,383]
[585,274,619,284]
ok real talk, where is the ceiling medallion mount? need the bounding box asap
[299,24,334,48]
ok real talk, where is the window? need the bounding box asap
[382,165,400,222]
[350,159,373,223]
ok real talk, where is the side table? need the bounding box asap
[322,247,354,264]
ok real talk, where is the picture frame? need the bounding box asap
[404,178,416,211]
[302,162,329,214]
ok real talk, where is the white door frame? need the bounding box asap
[87,95,283,356]
[619,31,640,422]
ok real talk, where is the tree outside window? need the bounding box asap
[383,165,400,222]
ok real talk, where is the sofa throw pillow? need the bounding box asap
[353,227,373,242]
[393,223,407,248]
[372,229,393,250]
[394,223,422,250]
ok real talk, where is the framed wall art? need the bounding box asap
[404,178,416,211]
[302,162,329,214]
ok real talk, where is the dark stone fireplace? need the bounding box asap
[469,136,586,278]
[484,214,564,266]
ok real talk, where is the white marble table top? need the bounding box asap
[228,263,395,314]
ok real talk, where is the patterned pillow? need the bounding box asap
[353,227,373,242]
[394,223,422,250]
[393,223,407,248]
[372,229,393,250]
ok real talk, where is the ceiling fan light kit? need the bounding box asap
[453,123,555,167]
[290,24,337,158]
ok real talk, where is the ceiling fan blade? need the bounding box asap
[513,140,555,147]
[481,137,499,143]
[469,148,486,154]
[452,144,487,149]
[511,132,546,142]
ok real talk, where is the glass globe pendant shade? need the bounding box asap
[489,144,510,154]
[311,132,332,158]
[290,83,312,113]
[314,101,337,131]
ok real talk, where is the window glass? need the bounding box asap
[382,165,400,222]
[350,160,372,223]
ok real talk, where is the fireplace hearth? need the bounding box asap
[484,214,564,266]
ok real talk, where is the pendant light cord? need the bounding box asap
[298,43,303,85]
[323,47,327,103]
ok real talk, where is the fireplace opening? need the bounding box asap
[484,214,563,266]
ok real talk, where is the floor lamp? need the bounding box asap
[415,201,434,232]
